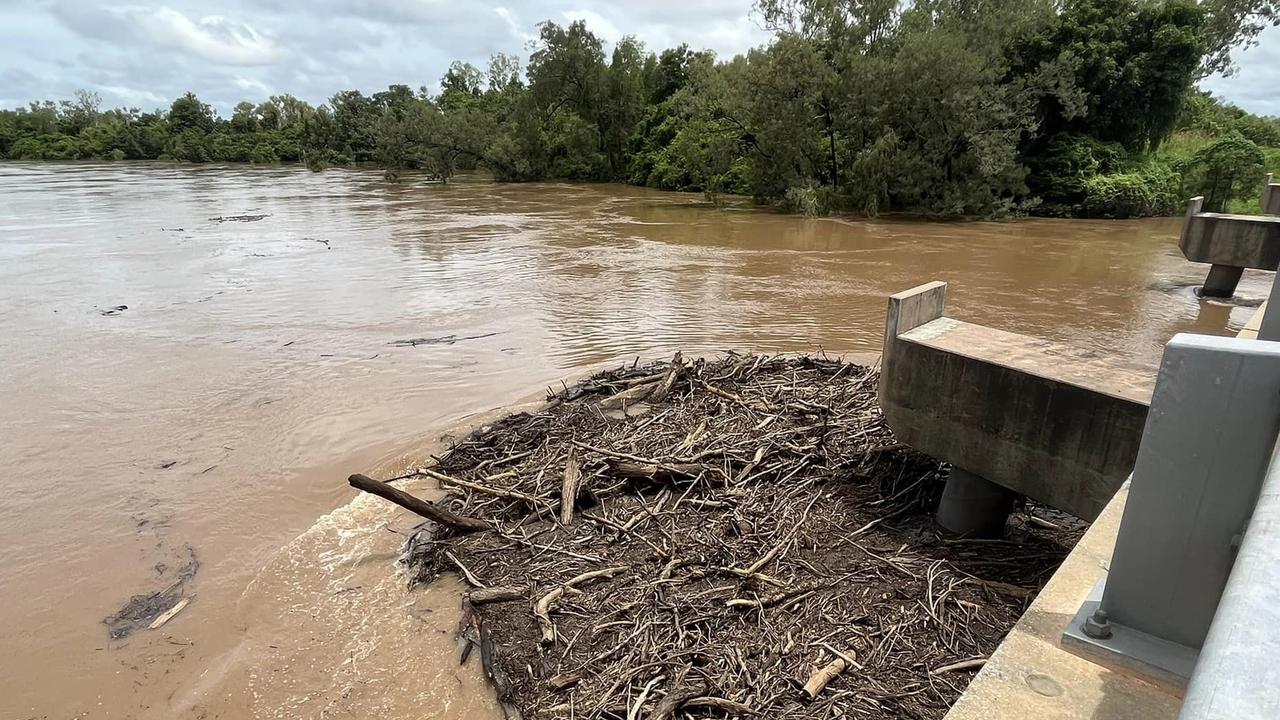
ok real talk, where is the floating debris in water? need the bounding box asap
[103,544,199,639]
[207,214,268,223]
[389,332,500,347]
[98,305,128,316]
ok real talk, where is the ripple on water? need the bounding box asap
[0,162,1250,717]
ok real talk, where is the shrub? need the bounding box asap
[1081,162,1181,218]
[1029,133,1127,211]
[781,184,837,216]
[1176,132,1265,212]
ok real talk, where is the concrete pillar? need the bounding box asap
[936,468,1016,538]
[1201,264,1244,298]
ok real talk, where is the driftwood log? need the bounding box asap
[347,473,490,533]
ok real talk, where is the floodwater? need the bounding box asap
[0,162,1266,719]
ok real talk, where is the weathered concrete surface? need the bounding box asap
[1201,263,1245,298]
[942,306,1272,720]
[880,283,1151,521]
[943,484,1181,720]
[1239,301,1265,339]
[936,467,1018,537]
[1179,208,1280,269]
[1263,174,1280,215]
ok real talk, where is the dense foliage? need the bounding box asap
[3,0,1279,217]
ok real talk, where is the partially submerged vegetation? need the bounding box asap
[353,354,1084,719]
[3,0,1278,218]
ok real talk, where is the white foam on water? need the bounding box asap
[175,476,502,719]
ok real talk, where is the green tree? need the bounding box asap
[1179,132,1266,210]
[1199,0,1280,76]
[487,53,522,93]
[528,20,606,122]
[1008,0,1206,153]
[230,102,259,133]
[168,92,214,134]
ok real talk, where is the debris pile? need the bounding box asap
[355,354,1083,719]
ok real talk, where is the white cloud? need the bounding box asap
[494,6,536,46]
[97,84,170,105]
[5,0,1277,118]
[233,76,271,94]
[138,8,281,66]
[1201,25,1280,117]
[562,8,622,44]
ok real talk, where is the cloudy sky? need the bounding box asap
[1,0,1276,117]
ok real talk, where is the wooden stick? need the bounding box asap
[931,657,987,674]
[560,447,582,526]
[468,586,524,605]
[148,596,191,630]
[628,675,664,720]
[647,352,683,403]
[685,696,755,715]
[607,460,703,480]
[348,473,490,533]
[650,681,708,720]
[446,550,487,587]
[534,566,628,645]
[417,467,550,510]
[548,670,585,691]
[802,657,847,699]
[598,381,658,409]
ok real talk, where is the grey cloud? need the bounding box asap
[2,0,1276,117]
[1202,25,1280,116]
[51,2,281,66]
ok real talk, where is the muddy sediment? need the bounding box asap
[386,353,1083,719]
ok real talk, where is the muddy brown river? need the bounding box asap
[0,162,1266,718]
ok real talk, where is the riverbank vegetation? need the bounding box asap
[3,0,1279,218]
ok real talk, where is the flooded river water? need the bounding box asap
[0,162,1266,718]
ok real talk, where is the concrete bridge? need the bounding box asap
[880,281,1150,532]
[1179,195,1280,297]
[878,277,1280,719]
[1264,173,1280,215]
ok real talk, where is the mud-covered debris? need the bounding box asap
[103,544,199,639]
[389,332,499,347]
[373,353,1085,720]
[207,214,268,223]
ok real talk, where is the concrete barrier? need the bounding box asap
[1179,196,1280,297]
[1263,173,1280,215]
[879,282,1151,529]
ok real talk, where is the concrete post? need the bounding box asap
[1201,264,1245,298]
[936,468,1016,538]
[1263,173,1279,215]
[1063,334,1280,685]
[1260,269,1280,342]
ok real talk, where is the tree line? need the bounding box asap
[3,0,1279,218]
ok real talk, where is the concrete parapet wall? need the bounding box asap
[880,283,1150,521]
[1179,204,1280,269]
[1263,177,1280,215]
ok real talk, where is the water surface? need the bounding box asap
[0,162,1264,718]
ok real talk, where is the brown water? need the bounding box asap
[0,161,1266,719]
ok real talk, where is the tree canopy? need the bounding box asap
[3,1,1278,217]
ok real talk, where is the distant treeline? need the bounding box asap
[4,0,1280,218]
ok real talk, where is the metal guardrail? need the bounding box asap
[1063,269,1280,716]
[1178,438,1280,719]
[1062,334,1280,686]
